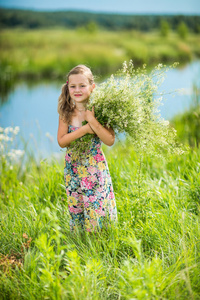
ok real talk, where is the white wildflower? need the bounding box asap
[122,61,128,73]
[71,61,182,157]
[163,120,169,126]
[13,126,20,135]
[1,125,24,167]
[0,134,11,141]
[7,149,24,160]
[14,149,25,157]
[157,64,163,70]
[4,126,13,134]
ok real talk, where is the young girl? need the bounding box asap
[57,65,117,232]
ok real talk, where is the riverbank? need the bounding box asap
[0,27,200,81]
[1,59,199,159]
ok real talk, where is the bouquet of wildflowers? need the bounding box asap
[70,61,182,158]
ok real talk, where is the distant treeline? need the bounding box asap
[0,8,200,32]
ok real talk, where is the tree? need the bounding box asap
[160,20,170,37]
[177,21,188,39]
[85,21,98,34]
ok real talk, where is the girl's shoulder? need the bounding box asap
[58,116,69,129]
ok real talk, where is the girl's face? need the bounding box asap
[68,74,95,104]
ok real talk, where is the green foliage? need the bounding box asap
[85,21,98,34]
[1,8,200,33]
[0,63,15,103]
[160,19,170,37]
[171,84,200,147]
[172,106,200,147]
[77,21,98,35]
[0,129,200,299]
[70,62,183,158]
[0,27,198,95]
[177,21,189,39]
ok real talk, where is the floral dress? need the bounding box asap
[64,125,117,232]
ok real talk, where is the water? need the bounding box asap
[159,61,200,119]
[0,82,62,157]
[0,60,200,158]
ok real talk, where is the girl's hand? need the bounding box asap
[84,106,95,122]
[84,123,95,134]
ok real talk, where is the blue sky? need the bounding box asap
[0,0,200,14]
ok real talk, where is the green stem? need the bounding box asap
[138,155,142,199]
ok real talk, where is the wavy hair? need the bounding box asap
[58,65,94,124]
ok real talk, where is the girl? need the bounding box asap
[57,65,117,232]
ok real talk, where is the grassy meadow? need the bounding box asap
[0,130,200,299]
[1,25,200,299]
[0,27,200,81]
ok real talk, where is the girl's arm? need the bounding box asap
[57,116,94,148]
[84,108,115,146]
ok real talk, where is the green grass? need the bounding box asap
[0,138,200,299]
[171,84,200,148]
[0,27,199,80]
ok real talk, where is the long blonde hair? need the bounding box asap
[58,65,94,124]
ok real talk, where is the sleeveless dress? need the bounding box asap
[64,125,117,232]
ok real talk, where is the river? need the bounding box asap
[0,60,200,158]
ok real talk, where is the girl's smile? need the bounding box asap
[68,74,95,104]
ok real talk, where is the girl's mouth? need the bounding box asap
[75,94,82,97]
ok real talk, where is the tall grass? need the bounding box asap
[0,28,199,81]
[171,83,200,147]
[0,131,200,299]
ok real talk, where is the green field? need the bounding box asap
[0,27,200,80]
[0,26,200,299]
[0,131,200,299]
